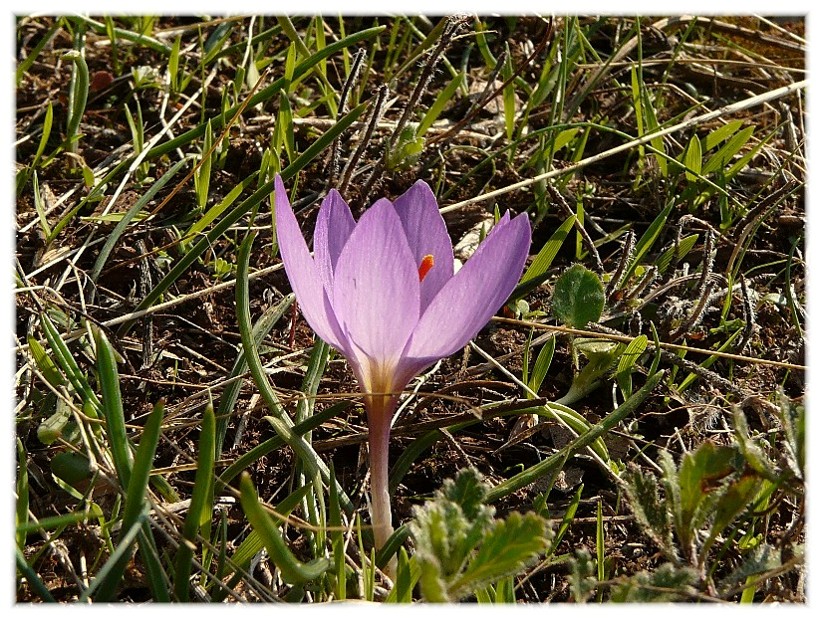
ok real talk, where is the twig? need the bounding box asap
[328,48,367,185]
[491,316,806,372]
[440,79,807,214]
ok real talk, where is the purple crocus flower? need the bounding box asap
[274,175,531,560]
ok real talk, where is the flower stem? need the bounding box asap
[366,393,398,577]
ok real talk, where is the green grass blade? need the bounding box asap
[596,497,605,584]
[625,200,674,281]
[40,313,100,411]
[229,484,313,571]
[239,473,330,585]
[485,371,664,503]
[93,399,164,601]
[215,293,295,456]
[702,125,754,176]
[16,547,56,602]
[234,232,354,515]
[174,404,216,601]
[136,525,170,602]
[538,402,610,462]
[417,72,464,137]
[16,20,62,86]
[32,172,52,237]
[211,483,316,602]
[655,233,699,275]
[385,548,420,603]
[62,50,89,152]
[547,482,583,557]
[16,439,30,550]
[26,335,65,390]
[30,101,54,175]
[144,26,383,161]
[16,507,106,535]
[676,329,743,392]
[90,157,189,282]
[703,119,744,152]
[264,416,323,486]
[68,15,171,54]
[513,214,577,300]
[328,461,346,601]
[183,170,258,245]
[123,101,366,331]
[92,326,132,486]
[84,510,147,602]
[194,120,214,210]
[296,339,331,427]
[218,400,351,487]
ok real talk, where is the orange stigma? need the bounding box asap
[417,254,435,282]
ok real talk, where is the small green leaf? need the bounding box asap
[439,467,490,522]
[527,336,555,396]
[703,119,744,152]
[678,442,737,526]
[450,512,548,599]
[622,465,675,558]
[616,334,648,399]
[702,125,754,175]
[708,474,761,545]
[718,543,782,594]
[552,264,605,328]
[37,399,73,445]
[513,214,576,300]
[569,548,597,603]
[49,451,92,487]
[655,233,699,274]
[610,563,697,602]
[684,135,702,182]
[81,163,95,188]
[551,127,582,153]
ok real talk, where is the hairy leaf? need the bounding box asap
[553,263,605,328]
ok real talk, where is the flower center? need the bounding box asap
[417,254,435,282]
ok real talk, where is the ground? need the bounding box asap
[15,15,805,603]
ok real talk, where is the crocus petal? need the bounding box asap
[332,198,420,373]
[273,175,347,350]
[404,211,531,361]
[392,180,455,310]
[313,189,356,291]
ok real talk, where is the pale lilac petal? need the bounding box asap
[332,198,420,368]
[392,180,455,310]
[404,211,531,361]
[313,189,356,291]
[273,175,347,350]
